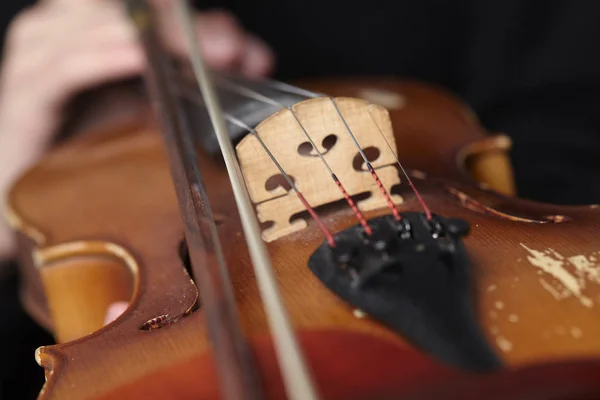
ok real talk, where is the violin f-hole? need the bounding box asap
[32,241,138,343]
[297,134,338,157]
[352,146,381,171]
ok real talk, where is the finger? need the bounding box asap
[5,0,136,67]
[240,35,275,77]
[179,12,273,76]
[103,301,129,326]
[11,14,140,80]
[1,20,144,144]
[40,0,120,7]
[194,11,246,69]
[48,43,145,103]
[0,42,144,148]
[159,10,246,70]
[32,10,143,99]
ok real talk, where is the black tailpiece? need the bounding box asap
[308,212,503,372]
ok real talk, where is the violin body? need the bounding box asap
[6,77,600,399]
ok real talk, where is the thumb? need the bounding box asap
[103,301,129,325]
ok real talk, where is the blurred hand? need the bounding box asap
[0,0,274,260]
[104,301,129,326]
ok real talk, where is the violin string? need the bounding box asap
[225,115,337,247]
[216,75,322,100]
[175,84,338,245]
[218,77,434,222]
[367,107,433,220]
[214,76,284,107]
[287,110,372,235]
[262,76,432,221]
[240,76,429,221]
[211,77,373,234]
[327,97,402,221]
[256,77,323,99]
[175,2,320,400]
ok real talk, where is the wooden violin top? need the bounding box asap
[5,77,600,399]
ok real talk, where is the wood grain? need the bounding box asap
[6,78,598,399]
[237,96,401,241]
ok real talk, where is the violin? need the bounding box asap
[5,1,600,399]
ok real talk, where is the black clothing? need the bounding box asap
[2,1,600,399]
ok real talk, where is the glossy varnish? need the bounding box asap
[5,78,600,399]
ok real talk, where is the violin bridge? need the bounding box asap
[235,96,402,242]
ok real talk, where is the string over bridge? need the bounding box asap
[236,96,402,242]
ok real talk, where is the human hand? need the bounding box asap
[104,301,129,326]
[0,0,274,260]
